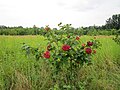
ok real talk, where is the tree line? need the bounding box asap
[0,14,120,35]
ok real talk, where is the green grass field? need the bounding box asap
[0,35,120,90]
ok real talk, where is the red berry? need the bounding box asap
[62,44,71,51]
[93,50,96,54]
[85,48,92,54]
[82,43,86,47]
[43,51,50,59]
[76,36,80,40]
[87,41,93,46]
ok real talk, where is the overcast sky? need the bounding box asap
[0,0,120,28]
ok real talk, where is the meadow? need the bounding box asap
[0,35,120,90]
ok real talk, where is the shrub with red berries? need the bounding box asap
[22,22,101,89]
[22,23,101,64]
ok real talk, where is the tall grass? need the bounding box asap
[0,35,120,90]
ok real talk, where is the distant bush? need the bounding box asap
[0,25,119,36]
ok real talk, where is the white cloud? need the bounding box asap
[0,0,120,28]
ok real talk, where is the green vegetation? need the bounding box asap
[0,14,120,90]
[0,35,120,90]
[21,24,101,90]
[0,14,120,36]
[113,35,120,45]
[0,25,118,36]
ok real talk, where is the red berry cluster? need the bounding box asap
[44,51,50,59]
[62,44,71,51]
[85,48,92,54]
[84,41,97,54]
[87,41,93,46]
[76,36,80,40]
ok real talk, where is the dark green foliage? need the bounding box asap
[113,35,120,45]
[105,14,120,30]
[0,26,45,35]
[22,43,43,60]
[0,26,119,36]
[0,14,120,36]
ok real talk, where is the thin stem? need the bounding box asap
[70,60,73,90]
